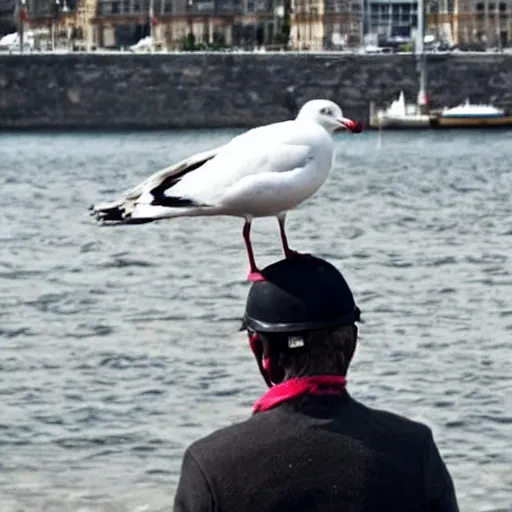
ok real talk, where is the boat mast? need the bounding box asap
[149,0,154,52]
[416,0,427,113]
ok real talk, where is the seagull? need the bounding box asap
[90,99,363,281]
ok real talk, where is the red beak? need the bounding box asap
[339,117,364,133]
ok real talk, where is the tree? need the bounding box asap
[181,32,196,51]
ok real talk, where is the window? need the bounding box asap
[255,0,268,11]
[101,2,112,14]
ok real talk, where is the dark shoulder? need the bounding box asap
[188,410,277,450]
[184,408,287,467]
[187,395,432,462]
[346,395,433,440]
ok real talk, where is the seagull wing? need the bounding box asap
[90,144,224,223]
[167,141,312,206]
[161,121,318,207]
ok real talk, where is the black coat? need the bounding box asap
[174,393,459,512]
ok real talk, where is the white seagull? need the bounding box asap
[90,99,363,281]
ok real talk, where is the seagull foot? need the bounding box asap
[247,271,266,282]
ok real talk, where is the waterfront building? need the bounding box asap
[93,0,289,49]
[94,0,289,49]
[95,0,229,49]
[0,0,17,34]
[290,0,362,50]
[1,0,97,49]
[2,0,512,49]
[426,0,511,46]
[1,0,288,48]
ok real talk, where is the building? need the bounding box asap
[8,0,512,49]
[426,0,511,46]
[290,0,512,50]
[4,0,98,49]
[5,0,287,48]
[93,0,288,49]
[290,0,362,50]
[0,0,17,35]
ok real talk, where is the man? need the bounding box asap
[173,256,459,512]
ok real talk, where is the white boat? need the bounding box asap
[129,36,154,52]
[440,100,506,118]
[0,31,34,51]
[430,99,512,128]
[369,91,430,128]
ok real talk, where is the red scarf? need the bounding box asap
[253,375,347,414]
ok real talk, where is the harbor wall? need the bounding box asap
[1,53,512,129]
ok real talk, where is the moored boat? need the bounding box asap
[430,100,512,128]
[369,91,430,129]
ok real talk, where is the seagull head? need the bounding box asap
[296,99,363,134]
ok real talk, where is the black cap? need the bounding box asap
[243,256,360,333]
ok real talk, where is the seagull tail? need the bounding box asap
[90,198,218,226]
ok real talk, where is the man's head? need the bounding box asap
[242,256,360,387]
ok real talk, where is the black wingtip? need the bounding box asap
[94,209,125,223]
[90,207,156,226]
[151,196,199,208]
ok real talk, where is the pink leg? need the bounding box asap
[243,219,265,282]
[278,216,299,258]
[278,216,311,260]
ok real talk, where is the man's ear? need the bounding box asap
[346,325,358,366]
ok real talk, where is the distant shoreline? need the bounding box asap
[1,49,511,56]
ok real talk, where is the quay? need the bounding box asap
[1,52,512,130]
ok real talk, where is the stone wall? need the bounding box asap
[1,52,512,129]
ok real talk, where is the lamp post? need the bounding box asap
[51,0,61,51]
[495,0,501,50]
[416,0,427,113]
[149,0,154,51]
[187,0,193,38]
[360,0,365,48]
[18,0,27,53]
[61,0,70,50]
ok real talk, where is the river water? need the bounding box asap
[0,129,511,512]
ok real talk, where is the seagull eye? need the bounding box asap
[320,107,332,116]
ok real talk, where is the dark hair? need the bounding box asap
[259,325,358,381]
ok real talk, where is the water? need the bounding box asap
[0,129,511,512]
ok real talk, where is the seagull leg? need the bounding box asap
[243,218,265,282]
[277,215,311,260]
